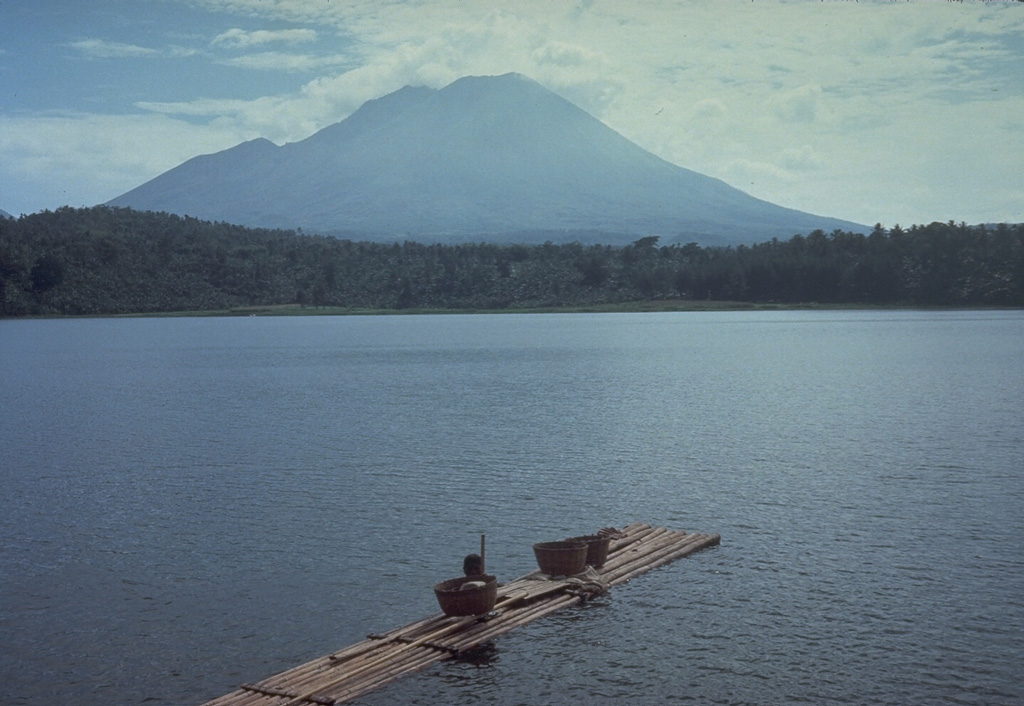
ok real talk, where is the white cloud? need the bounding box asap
[5,0,1022,224]
[769,84,832,125]
[136,93,325,145]
[212,28,317,49]
[692,99,727,121]
[0,113,256,212]
[69,38,200,60]
[166,45,203,59]
[219,51,351,72]
[780,145,823,171]
[70,39,157,59]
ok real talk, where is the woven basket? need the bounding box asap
[433,575,498,617]
[533,541,588,576]
[565,534,612,569]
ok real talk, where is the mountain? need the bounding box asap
[107,73,865,246]
[0,209,13,220]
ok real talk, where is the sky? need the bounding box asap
[1,0,1022,229]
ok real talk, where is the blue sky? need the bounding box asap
[1,0,1022,228]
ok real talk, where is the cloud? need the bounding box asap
[780,145,823,171]
[70,39,157,59]
[770,84,830,125]
[69,38,200,60]
[692,99,727,121]
[136,93,327,145]
[6,0,1022,224]
[211,28,317,49]
[166,45,203,59]
[531,41,601,68]
[726,158,795,188]
[0,112,256,212]
[219,51,351,72]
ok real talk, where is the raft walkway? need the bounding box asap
[200,522,721,706]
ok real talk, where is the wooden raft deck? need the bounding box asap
[200,522,720,706]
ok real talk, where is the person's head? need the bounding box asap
[463,553,483,576]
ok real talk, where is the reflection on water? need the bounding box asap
[1,311,1023,706]
[450,642,501,667]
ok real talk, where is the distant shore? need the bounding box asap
[6,301,1020,322]
[113,300,1021,318]
[6,209,1021,317]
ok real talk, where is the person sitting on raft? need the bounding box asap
[462,553,483,576]
[460,554,488,590]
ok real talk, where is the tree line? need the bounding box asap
[1,206,1022,317]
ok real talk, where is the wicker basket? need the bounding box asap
[533,541,588,576]
[565,534,612,569]
[433,575,498,617]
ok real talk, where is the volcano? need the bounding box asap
[108,73,864,245]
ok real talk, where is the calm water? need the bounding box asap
[1,311,1022,706]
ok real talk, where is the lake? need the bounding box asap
[2,310,1022,705]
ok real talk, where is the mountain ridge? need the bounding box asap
[107,73,866,245]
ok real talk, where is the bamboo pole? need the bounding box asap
[492,577,572,607]
[616,522,651,539]
[240,612,450,701]
[437,531,700,655]
[599,536,687,581]
[282,646,392,695]
[440,597,569,651]
[211,616,461,706]
[282,635,432,697]
[638,532,719,568]
[607,533,719,586]
[608,531,700,569]
[200,524,720,706]
[611,542,702,585]
[325,636,452,702]
[327,646,444,703]
[277,615,479,706]
[255,641,394,697]
[442,594,581,653]
[608,523,658,550]
[602,532,672,568]
[604,528,678,562]
[236,532,709,706]
[599,532,684,577]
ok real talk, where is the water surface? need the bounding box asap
[2,310,1022,705]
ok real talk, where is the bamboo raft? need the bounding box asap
[200,522,720,706]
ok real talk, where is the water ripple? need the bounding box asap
[1,312,1022,706]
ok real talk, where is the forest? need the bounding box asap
[1,205,1022,317]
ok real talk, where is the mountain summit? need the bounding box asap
[108,73,863,245]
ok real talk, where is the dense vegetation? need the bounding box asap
[1,206,1022,316]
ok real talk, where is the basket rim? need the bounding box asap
[533,540,587,551]
[564,534,610,544]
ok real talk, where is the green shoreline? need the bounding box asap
[6,301,1019,321]
[6,209,1021,317]
[108,300,1020,318]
